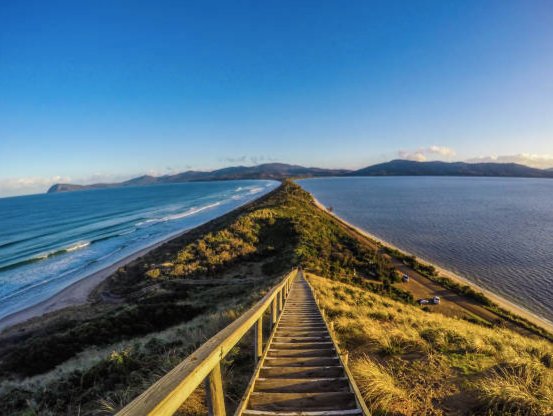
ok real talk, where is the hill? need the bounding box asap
[47,163,351,193]
[2,181,551,415]
[48,160,553,194]
[350,159,553,178]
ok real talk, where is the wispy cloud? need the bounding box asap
[466,153,553,169]
[398,145,456,162]
[145,165,194,177]
[0,173,133,197]
[221,155,279,165]
[0,176,71,197]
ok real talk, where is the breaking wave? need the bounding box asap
[0,241,91,272]
[136,202,222,226]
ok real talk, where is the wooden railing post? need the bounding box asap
[278,289,283,312]
[254,316,263,363]
[205,362,226,416]
[271,298,277,328]
[342,351,349,365]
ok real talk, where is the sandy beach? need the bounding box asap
[0,185,279,333]
[312,196,553,335]
[0,227,194,332]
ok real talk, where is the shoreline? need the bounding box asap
[311,196,553,335]
[3,184,552,336]
[0,183,280,332]
[0,227,194,332]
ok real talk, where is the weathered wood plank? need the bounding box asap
[205,362,226,416]
[254,317,263,363]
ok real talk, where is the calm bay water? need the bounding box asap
[0,180,278,319]
[299,177,553,323]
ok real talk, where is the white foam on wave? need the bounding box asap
[164,202,222,221]
[65,241,90,252]
[31,240,90,262]
[248,187,264,194]
[137,202,223,226]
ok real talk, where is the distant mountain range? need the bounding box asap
[47,160,553,193]
[47,163,350,193]
[349,159,553,178]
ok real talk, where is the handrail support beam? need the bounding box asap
[205,362,226,416]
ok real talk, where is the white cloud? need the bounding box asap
[0,175,71,197]
[398,145,456,162]
[221,155,279,165]
[0,166,205,197]
[0,173,134,197]
[466,153,553,169]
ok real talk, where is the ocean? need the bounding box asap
[299,176,553,324]
[0,180,279,320]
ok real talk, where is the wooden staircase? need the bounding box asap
[117,269,367,416]
[238,272,366,415]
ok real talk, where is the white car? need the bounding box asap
[402,273,410,282]
[418,299,429,305]
[432,296,441,304]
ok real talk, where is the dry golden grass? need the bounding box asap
[353,355,414,415]
[308,273,553,415]
[473,361,553,416]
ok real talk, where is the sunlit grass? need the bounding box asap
[308,273,553,415]
[352,355,414,414]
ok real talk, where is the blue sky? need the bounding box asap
[1,0,552,196]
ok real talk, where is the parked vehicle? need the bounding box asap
[418,299,429,305]
[402,273,410,282]
[432,296,441,304]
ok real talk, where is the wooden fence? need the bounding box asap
[117,269,298,416]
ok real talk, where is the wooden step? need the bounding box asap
[275,330,328,337]
[243,409,362,416]
[273,336,330,343]
[267,349,336,358]
[254,377,349,393]
[277,324,327,329]
[248,392,358,411]
[259,366,345,379]
[280,317,322,321]
[264,357,339,367]
[278,320,324,325]
[271,342,334,350]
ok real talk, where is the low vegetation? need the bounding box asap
[1,180,551,415]
[141,180,399,285]
[0,181,400,415]
[308,273,553,415]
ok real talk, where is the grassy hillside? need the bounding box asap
[1,180,551,415]
[308,274,553,415]
[0,181,399,415]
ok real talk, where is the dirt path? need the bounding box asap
[392,259,500,324]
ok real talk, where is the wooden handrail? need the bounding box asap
[117,269,298,416]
